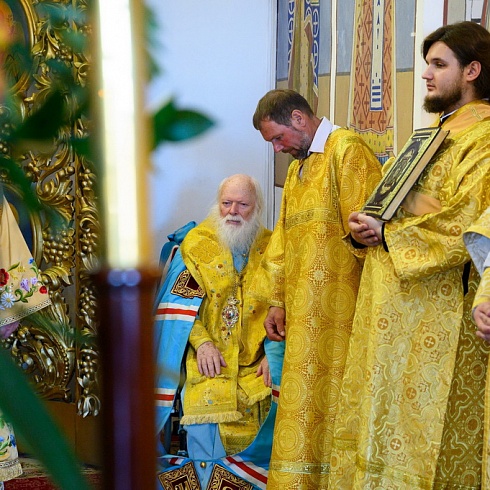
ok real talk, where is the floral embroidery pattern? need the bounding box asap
[0,258,48,311]
[0,418,16,459]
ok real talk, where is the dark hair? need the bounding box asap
[252,89,314,130]
[422,21,490,99]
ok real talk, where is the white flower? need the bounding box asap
[0,292,16,309]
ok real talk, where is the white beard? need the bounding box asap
[209,205,261,255]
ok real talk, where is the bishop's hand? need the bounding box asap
[196,341,227,377]
[257,355,272,388]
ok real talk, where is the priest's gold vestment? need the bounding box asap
[330,101,490,489]
[465,206,490,490]
[252,128,381,489]
[180,218,272,454]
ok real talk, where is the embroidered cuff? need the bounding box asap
[381,223,389,252]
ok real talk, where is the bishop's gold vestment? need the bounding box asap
[251,128,381,489]
[180,218,272,454]
[330,101,490,489]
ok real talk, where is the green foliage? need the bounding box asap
[153,100,214,145]
[144,4,161,81]
[13,90,67,141]
[0,348,90,489]
[0,157,41,214]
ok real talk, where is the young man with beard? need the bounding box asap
[330,21,490,489]
[155,174,275,488]
[251,89,382,489]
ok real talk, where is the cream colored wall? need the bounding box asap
[317,75,331,123]
[396,71,416,152]
[413,0,445,127]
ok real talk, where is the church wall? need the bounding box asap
[146,0,277,260]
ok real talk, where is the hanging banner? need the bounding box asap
[288,0,320,112]
[348,0,395,163]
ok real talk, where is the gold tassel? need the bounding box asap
[181,410,242,426]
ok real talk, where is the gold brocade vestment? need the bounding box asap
[464,206,490,490]
[251,128,382,489]
[180,219,272,454]
[330,101,490,489]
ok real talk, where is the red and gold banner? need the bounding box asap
[348,0,395,162]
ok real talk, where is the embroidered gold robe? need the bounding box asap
[251,128,381,489]
[465,206,490,490]
[330,101,490,489]
[179,218,272,454]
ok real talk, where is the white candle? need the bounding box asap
[95,0,149,269]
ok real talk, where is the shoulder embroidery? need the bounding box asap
[207,464,254,490]
[171,270,205,299]
[158,461,200,489]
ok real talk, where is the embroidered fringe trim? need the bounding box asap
[239,387,271,407]
[0,299,52,327]
[0,460,22,481]
[181,410,242,425]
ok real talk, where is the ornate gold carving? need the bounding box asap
[1,0,100,417]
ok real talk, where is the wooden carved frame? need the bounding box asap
[0,0,99,417]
